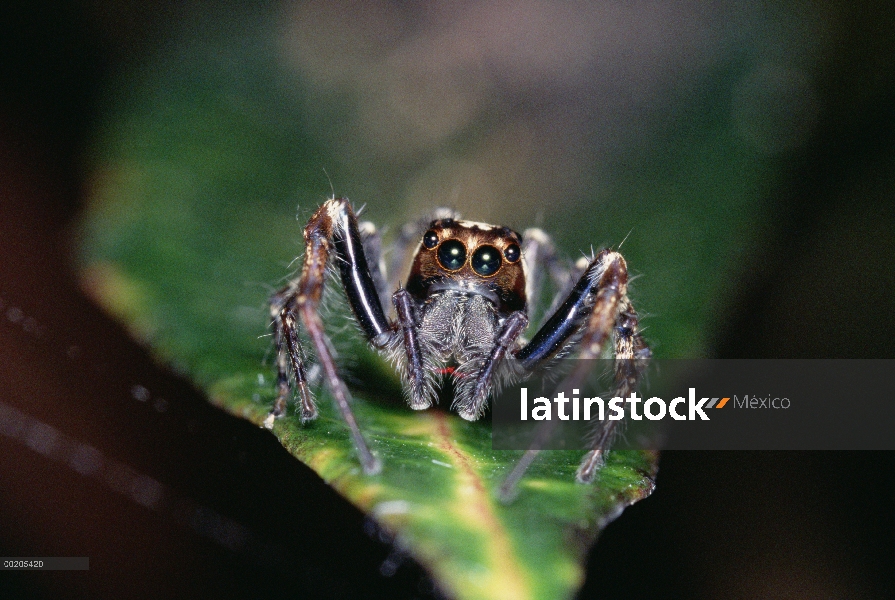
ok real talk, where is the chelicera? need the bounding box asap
[267,197,650,483]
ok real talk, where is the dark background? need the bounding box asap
[2,2,894,598]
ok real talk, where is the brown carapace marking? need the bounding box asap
[406,219,527,314]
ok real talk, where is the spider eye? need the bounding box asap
[437,240,467,270]
[471,245,501,276]
[423,230,439,249]
[503,243,520,263]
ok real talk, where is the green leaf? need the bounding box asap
[76,39,655,600]
[81,237,657,600]
[77,6,789,598]
[80,195,658,600]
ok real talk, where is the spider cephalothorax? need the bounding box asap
[391,219,529,420]
[267,197,649,484]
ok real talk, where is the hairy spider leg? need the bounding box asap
[500,249,650,498]
[574,300,650,481]
[514,250,619,370]
[569,256,650,482]
[393,288,430,409]
[269,290,315,422]
[269,198,392,475]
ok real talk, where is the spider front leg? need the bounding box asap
[268,197,393,475]
[502,249,649,495]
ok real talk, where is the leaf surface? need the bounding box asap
[78,7,778,598]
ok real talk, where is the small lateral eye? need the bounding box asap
[437,240,467,270]
[471,245,501,276]
[503,243,521,263]
[423,230,439,249]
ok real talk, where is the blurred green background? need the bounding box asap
[2,1,894,598]
[82,0,894,363]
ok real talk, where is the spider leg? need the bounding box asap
[559,251,649,481]
[270,197,393,475]
[268,288,315,423]
[392,288,432,409]
[500,249,649,494]
[515,249,621,372]
[574,295,650,482]
[358,221,390,315]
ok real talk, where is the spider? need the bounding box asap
[266,197,650,484]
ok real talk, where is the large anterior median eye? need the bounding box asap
[437,240,467,270]
[471,245,501,276]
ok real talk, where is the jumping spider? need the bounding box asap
[267,197,649,483]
